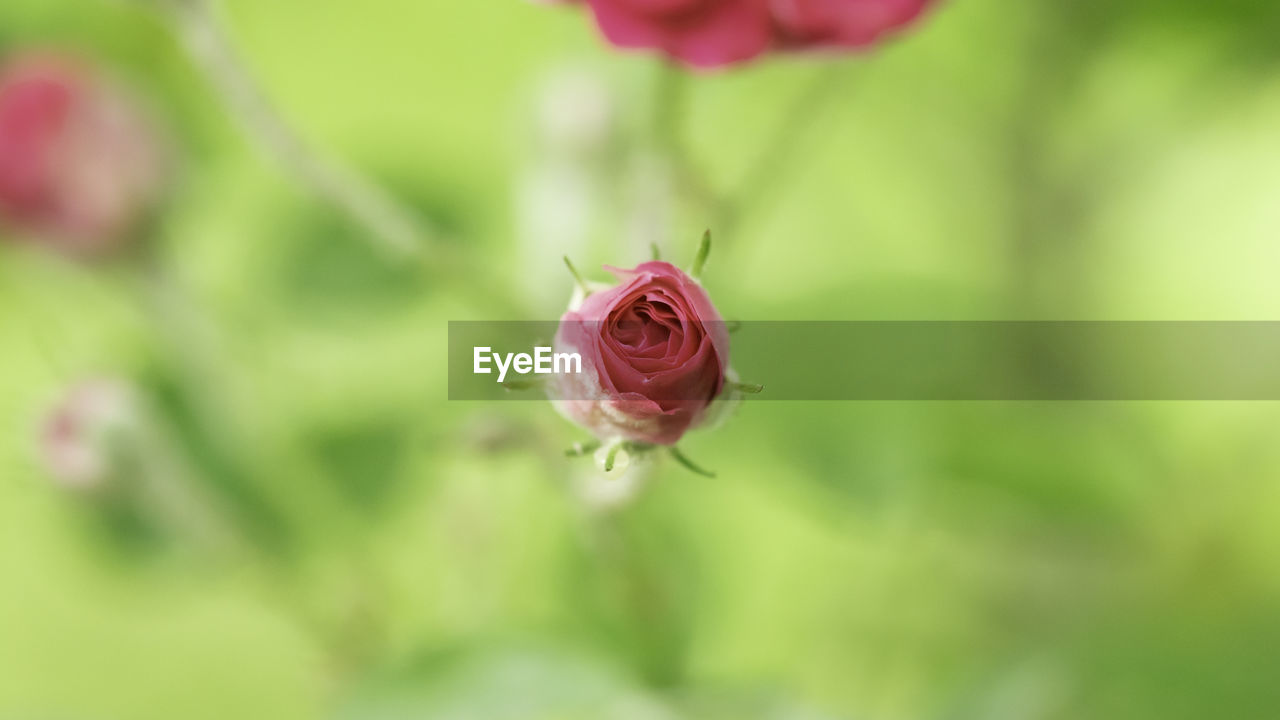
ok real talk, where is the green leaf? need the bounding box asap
[690,229,711,279]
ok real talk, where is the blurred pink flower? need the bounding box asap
[40,379,137,491]
[584,0,774,69]
[771,0,933,51]
[556,0,937,68]
[0,52,167,257]
[553,261,729,445]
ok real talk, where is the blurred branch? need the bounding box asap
[157,0,442,260]
[652,62,722,219]
[649,61,847,242]
[721,63,846,239]
[1004,4,1097,316]
[583,510,693,687]
[126,245,294,555]
[155,3,530,318]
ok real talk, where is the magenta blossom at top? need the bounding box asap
[553,261,730,445]
[0,52,167,257]
[771,0,933,50]
[556,0,936,69]
[584,0,774,69]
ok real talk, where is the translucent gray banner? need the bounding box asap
[448,321,1280,400]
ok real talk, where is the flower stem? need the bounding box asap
[130,249,290,554]
[652,61,720,217]
[721,64,847,238]
[159,0,441,260]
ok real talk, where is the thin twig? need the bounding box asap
[160,0,439,260]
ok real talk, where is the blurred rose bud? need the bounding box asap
[554,0,937,68]
[772,0,935,51]
[0,52,167,257]
[580,0,774,69]
[552,261,729,445]
[40,379,138,491]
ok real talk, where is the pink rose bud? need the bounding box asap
[566,0,936,68]
[552,261,730,445]
[39,379,138,491]
[0,52,167,257]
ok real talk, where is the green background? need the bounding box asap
[2,1,1280,718]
